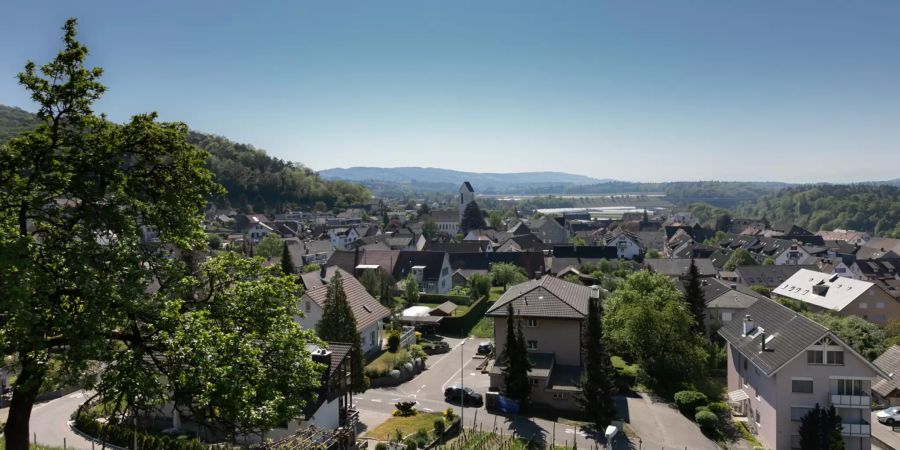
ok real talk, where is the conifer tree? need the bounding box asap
[502,303,532,407]
[683,259,707,333]
[317,272,368,392]
[460,201,487,234]
[280,241,295,275]
[577,292,617,428]
[798,403,843,450]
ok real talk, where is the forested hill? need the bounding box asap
[737,184,900,237]
[0,104,370,212]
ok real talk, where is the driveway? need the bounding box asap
[872,411,900,450]
[620,393,719,450]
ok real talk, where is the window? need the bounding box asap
[791,406,813,421]
[721,311,733,322]
[743,358,748,371]
[552,393,567,400]
[792,379,813,393]
[530,378,539,386]
[836,379,864,396]
[755,410,761,425]
[305,301,311,313]
[826,351,844,365]
[527,319,538,328]
[859,302,868,309]
[527,340,538,350]
[877,302,885,309]
[807,350,824,365]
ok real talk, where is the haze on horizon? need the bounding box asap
[2,1,900,183]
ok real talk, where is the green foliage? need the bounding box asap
[738,184,900,238]
[302,263,322,274]
[723,248,758,271]
[798,403,844,450]
[256,233,283,259]
[805,312,886,361]
[776,295,808,313]
[708,401,731,416]
[280,241,295,275]
[388,330,402,352]
[502,304,532,406]
[405,274,420,306]
[762,257,775,266]
[490,263,527,287]
[604,271,709,396]
[683,259,707,333]
[361,268,395,309]
[488,211,505,230]
[468,274,492,303]
[460,201,487,233]
[317,272,368,391]
[562,273,582,285]
[422,218,439,239]
[577,295,617,428]
[207,234,222,250]
[750,285,770,297]
[646,249,660,258]
[694,409,719,434]
[73,411,206,450]
[674,390,708,416]
[376,444,389,450]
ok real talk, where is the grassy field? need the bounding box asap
[365,412,442,441]
[470,316,493,338]
[365,349,410,375]
[489,286,504,301]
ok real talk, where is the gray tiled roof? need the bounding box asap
[873,346,900,398]
[486,276,590,319]
[490,352,555,378]
[645,258,717,278]
[718,299,828,376]
[303,269,391,331]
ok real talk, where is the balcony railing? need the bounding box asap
[831,393,870,408]
[841,422,870,437]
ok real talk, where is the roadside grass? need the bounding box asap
[489,286,504,301]
[364,412,442,441]
[469,317,493,338]
[438,430,572,450]
[365,349,410,376]
[0,439,67,450]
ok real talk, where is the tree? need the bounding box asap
[798,403,843,450]
[488,211,505,230]
[422,219,438,240]
[723,248,758,271]
[570,236,587,248]
[806,312,886,361]
[417,203,431,216]
[460,201,486,233]
[576,293,616,428]
[750,285,770,297]
[501,304,531,406]
[762,257,775,266]
[280,241,296,275]
[490,263,527,287]
[714,213,732,232]
[683,259,707,333]
[317,272,368,392]
[0,20,323,447]
[361,268,395,309]
[468,274,492,303]
[404,273,420,306]
[604,271,709,396]
[256,233,283,259]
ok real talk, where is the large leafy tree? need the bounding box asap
[490,262,527,288]
[404,273,420,306]
[360,268,395,309]
[316,272,368,392]
[256,232,283,259]
[723,248,758,271]
[604,271,709,396]
[460,201,487,234]
[798,403,843,450]
[683,259,707,333]
[501,303,532,406]
[576,293,616,428]
[0,20,323,447]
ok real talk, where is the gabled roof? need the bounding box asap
[645,258,717,278]
[300,266,340,290]
[426,241,488,253]
[700,278,767,309]
[461,181,475,193]
[734,264,817,288]
[428,210,460,223]
[303,269,391,331]
[447,252,545,277]
[772,268,880,312]
[552,245,618,259]
[486,276,590,319]
[393,251,448,280]
[874,345,900,397]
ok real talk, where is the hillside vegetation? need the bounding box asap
[0,105,369,212]
[738,184,900,237]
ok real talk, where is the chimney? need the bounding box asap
[590,285,601,299]
[743,315,754,336]
[760,329,767,352]
[730,283,737,289]
[319,265,327,280]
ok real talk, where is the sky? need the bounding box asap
[2,1,900,183]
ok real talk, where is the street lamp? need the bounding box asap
[460,339,464,430]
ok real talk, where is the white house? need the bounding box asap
[296,269,391,355]
[328,227,360,250]
[604,230,642,260]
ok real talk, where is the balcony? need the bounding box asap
[840,421,870,437]
[831,393,871,408]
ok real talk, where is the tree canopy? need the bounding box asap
[723,248,758,271]
[316,272,368,392]
[460,201,487,233]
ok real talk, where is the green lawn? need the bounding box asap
[489,286,505,301]
[365,349,410,377]
[365,412,442,441]
[470,316,493,338]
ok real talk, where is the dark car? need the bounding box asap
[444,385,483,406]
[476,341,493,355]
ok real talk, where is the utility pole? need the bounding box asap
[460,339,465,431]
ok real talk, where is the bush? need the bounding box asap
[375,443,389,450]
[434,418,446,435]
[73,410,205,450]
[674,390,708,416]
[410,344,427,361]
[694,409,719,433]
[388,330,402,352]
[708,401,730,416]
[394,400,417,416]
[443,407,456,421]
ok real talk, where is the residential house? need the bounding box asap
[549,245,618,275]
[644,258,717,280]
[525,218,570,245]
[873,346,900,407]
[242,215,275,243]
[328,227,360,250]
[716,234,816,265]
[296,269,391,355]
[392,251,453,294]
[430,210,461,236]
[817,229,872,246]
[720,299,887,450]
[486,276,596,411]
[857,237,900,260]
[772,269,900,326]
[447,252,546,286]
[694,278,767,335]
[602,230,643,260]
[734,265,818,290]
[296,239,334,267]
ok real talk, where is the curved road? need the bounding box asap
[26,391,94,449]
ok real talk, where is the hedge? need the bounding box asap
[419,293,473,306]
[673,390,708,416]
[74,412,206,450]
[440,296,489,335]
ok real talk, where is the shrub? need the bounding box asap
[375,443,389,450]
[410,344,427,361]
[695,409,719,433]
[388,330,402,352]
[443,407,456,421]
[404,439,417,450]
[674,390,708,416]
[434,418,446,436]
[73,410,205,450]
[708,401,731,416]
[394,400,417,416]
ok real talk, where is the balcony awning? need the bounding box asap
[728,389,750,402]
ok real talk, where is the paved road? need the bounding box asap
[872,411,900,450]
[0,391,96,449]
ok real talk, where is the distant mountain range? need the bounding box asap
[320,166,611,192]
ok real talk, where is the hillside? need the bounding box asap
[319,166,608,193]
[737,184,900,237]
[0,105,369,212]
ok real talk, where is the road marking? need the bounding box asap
[429,337,469,369]
[371,398,382,403]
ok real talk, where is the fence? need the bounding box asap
[440,296,489,335]
[399,325,417,349]
[419,293,474,306]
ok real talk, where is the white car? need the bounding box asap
[876,406,900,425]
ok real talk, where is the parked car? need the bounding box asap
[876,406,900,425]
[444,385,483,406]
[476,341,493,355]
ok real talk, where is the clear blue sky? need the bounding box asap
[2,1,899,182]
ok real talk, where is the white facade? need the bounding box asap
[296,296,383,355]
[607,234,641,260]
[328,227,360,250]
